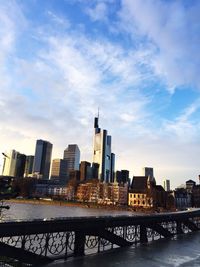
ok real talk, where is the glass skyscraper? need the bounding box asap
[93,117,115,182]
[32,139,53,179]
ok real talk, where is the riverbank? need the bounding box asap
[6,198,134,212]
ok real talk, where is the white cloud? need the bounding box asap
[120,0,200,92]
[0,0,199,188]
[85,2,108,22]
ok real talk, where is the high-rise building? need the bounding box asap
[80,161,91,181]
[2,150,26,177]
[32,139,53,179]
[50,159,68,183]
[2,150,19,177]
[24,156,34,177]
[15,153,26,178]
[63,144,80,171]
[142,167,154,182]
[93,117,114,182]
[115,170,129,184]
[163,179,170,192]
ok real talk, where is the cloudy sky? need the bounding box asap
[0,0,200,189]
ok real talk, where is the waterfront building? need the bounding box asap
[171,188,191,209]
[163,179,170,192]
[24,156,34,177]
[192,185,200,207]
[185,179,196,193]
[50,159,68,183]
[32,139,53,179]
[128,176,166,209]
[63,144,80,172]
[93,116,115,182]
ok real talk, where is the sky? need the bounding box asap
[0,0,200,189]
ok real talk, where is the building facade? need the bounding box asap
[24,156,34,177]
[63,144,80,172]
[2,150,25,177]
[93,117,114,182]
[32,139,53,179]
[163,179,170,192]
[50,159,68,183]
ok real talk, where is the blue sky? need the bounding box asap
[0,0,200,189]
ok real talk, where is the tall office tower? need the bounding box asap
[24,156,34,177]
[110,153,115,183]
[93,117,114,182]
[115,170,129,184]
[2,150,19,176]
[80,161,91,181]
[50,159,68,183]
[15,153,26,178]
[142,167,154,181]
[163,179,170,192]
[63,144,80,172]
[32,139,53,179]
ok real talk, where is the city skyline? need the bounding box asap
[0,1,200,189]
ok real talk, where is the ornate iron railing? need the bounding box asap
[0,209,200,266]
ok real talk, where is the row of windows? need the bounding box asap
[129,193,146,198]
[129,199,152,206]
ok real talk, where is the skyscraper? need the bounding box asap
[15,153,26,178]
[24,156,34,177]
[93,117,114,182]
[142,167,154,180]
[32,139,53,179]
[80,161,91,181]
[2,150,26,177]
[63,144,80,172]
[2,150,19,177]
[50,159,68,183]
[163,179,170,192]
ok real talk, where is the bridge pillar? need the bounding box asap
[74,231,85,256]
[140,225,148,243]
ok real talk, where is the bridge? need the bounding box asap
[0,209,200,266]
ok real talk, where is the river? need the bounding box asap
[2,202,200,267]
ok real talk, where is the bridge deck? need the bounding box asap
[0,209,200,266]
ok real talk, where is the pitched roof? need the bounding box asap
[131,176,148,192]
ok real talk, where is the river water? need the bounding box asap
[2,202,200,267]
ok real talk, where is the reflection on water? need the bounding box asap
[3,202,133,221]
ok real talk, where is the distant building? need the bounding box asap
[186,180,196,193]
[2,150,27,178]
[50,159,68,183]
[93,116,115,182]
[15,153,26,178]
[63,144,80,172]
[163,179,170,192]
[192,185,200,207]
[115,170,129,184]
[69,170,80,182]
[171,188,191,209]
[128,176,166,209]
[80,161,91,181]
[24,156,34,177]
[32,139,53,179]
[110,153,115,183]
[142,167,154,181]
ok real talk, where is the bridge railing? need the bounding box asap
[0,209,200,266]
